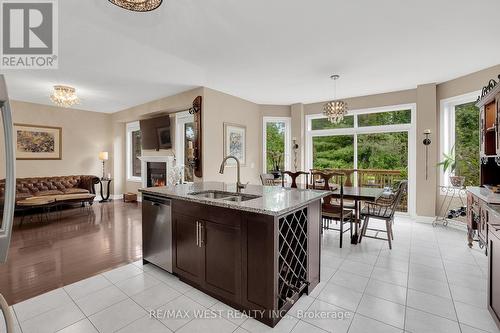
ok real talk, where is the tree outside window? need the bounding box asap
[266,122,286,172]
[454,102,480,186]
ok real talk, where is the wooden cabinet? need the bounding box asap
[488,211,500,328]
[497,96,500,155]
[484,102,497,156]
[480,203,489,250]
[173,213,204,285]
[172,201,243,305]
[476,78,500,185]
[202,219,242,302]
[169,198,321,327]
[466,191,488,252]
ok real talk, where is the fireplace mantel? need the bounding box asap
[138,155,175,188]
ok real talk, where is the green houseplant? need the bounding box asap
[438,146,465,187]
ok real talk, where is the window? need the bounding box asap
[311,115,354,130]
[263,117,291,173]
[313,135,354,169]
[175,111,195,183]
[306,104,415,214]
[126,121,142,182]
[357,132,408,173]
[358,109,411,127]
[440,92,481,187]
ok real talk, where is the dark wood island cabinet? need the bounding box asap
[140,182,329,327]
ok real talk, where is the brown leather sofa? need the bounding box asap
[0,175,100,206]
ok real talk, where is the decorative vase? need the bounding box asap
[449,175,465,188]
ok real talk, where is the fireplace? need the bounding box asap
[147,162,166,187]
[138,155,174,188]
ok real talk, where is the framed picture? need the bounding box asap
[14,124,62,160]
[223,123,246,166]
[156,126,172,149]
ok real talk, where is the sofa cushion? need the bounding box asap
[62,188,89,195]
[37,190,65,196]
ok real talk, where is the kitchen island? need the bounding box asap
[139,182,330,327]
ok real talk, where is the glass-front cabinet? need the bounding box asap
[476,78,500,186]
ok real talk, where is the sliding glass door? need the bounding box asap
[306,105,415,214]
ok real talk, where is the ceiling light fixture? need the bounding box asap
[50,85,80,108]
[323,75,348,124]
[108,0,163,12]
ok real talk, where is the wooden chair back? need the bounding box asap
[310,171,345,212]
[281,171,309,188]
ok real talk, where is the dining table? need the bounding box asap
[327,186,385,244]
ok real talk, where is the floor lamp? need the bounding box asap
[99,152,109,180]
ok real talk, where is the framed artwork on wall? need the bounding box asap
[14,124,62,160]
[223,122,246,166]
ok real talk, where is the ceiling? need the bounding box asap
[3,0,500,113]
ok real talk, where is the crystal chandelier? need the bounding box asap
[108,0,163,12]
[50,85,80,108]
[323,75,348,124]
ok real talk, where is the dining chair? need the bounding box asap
[311,171,354,248]
[358,180,408,249]
[260,173,277,186]
[281,171,309,188]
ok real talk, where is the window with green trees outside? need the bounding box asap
[266,121,286,172]
[454,102,480,186]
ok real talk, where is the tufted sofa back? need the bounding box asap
[0,175,99,202]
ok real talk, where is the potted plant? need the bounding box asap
[438,147,465,187]
[268,151,283,179]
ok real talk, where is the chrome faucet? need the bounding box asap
[219,155,247,192]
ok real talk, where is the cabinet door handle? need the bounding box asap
[200,223,204,246]
[195,221,199,247]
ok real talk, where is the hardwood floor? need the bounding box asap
[0,201,142,305]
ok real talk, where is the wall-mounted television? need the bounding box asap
[140,115,171,151]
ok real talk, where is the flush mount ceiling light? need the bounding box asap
[323,75,348,124]
[108,0,163,12]
[50,85,80,108]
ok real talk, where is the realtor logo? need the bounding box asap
[1,0,58,69]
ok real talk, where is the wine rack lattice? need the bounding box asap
[278,207,308,309]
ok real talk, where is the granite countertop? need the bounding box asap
[467,186,500,205]
[139,182,331,216]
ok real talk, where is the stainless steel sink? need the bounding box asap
[188,190,261,202]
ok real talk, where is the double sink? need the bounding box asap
[188,190,261,202]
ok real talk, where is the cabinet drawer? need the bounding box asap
[173,199,242,227]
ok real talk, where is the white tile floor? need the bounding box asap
[2,216,500,333]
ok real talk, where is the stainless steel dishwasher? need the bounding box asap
[142,195,172,273]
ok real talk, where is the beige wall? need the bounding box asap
[259,104,291,118]
[203,88,261,185]
[437,65,500,102]
[0,101,112,182]
[304,89,417,115]
[111,88,205,195]
[416,84,437,216]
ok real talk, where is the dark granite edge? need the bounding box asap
[139,188,329,216]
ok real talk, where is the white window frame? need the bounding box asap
[262,117,292,173]
[439,90,481,188]
[175,111,195,183]
[305,103,416,216]
[126,121,141,182]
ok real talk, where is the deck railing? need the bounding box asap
[310,168,407,211]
